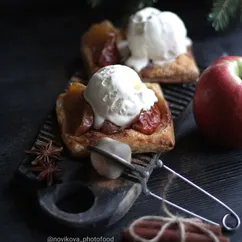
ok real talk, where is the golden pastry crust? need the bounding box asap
[56,82,175,157]
[81,20,199,83]
[140,51,199,83]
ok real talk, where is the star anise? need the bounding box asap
[25,140,63,186]
[31,159,62,186]
[25,140,63,165]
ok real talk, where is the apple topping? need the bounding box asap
[98,33,120,67]
[132,103,161,135]
[82,20,120,67]
[63,82,161,136]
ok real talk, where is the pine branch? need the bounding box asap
[208,0,239,31]
[88,0,242,31]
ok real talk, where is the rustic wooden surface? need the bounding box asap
[1,2,242,241]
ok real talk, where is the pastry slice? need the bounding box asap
[81,10,199,83]
[56,65,175,157]
[125,8,199,83]
[139,47,199,83]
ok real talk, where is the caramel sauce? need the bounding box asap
[63,83,93,136]
[63,83,161,136]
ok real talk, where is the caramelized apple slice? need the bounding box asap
[99,120,122,135]
[98,32,120,67]
[82,20,120,65]
[132,104,161,135]
[63,83,94,135]
[82,20,117,50]
[75,102,94,136]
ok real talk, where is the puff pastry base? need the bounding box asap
[139,48,199,83]
[81,20,199,83]
[56,82,175,157]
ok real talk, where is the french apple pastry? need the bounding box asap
[56,65,175,157]
[81,7,199,83]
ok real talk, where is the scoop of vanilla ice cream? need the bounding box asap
[83,65,158,129]
[125,7,188,72]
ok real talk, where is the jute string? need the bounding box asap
[128,174,220,242]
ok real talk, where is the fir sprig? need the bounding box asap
[88,0,242,31]
[208,0,240,31]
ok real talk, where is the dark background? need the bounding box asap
[1,0,242,241]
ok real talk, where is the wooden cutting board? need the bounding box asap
[18,82,196,228]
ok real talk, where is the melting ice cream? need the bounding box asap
[125,7,189,72]
[84,65,158,129]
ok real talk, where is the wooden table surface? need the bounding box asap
[1,2,242,241]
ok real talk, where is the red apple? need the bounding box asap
[193,56,242,148]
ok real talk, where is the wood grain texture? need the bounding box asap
[1,9,242,242]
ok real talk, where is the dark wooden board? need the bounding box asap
[18,82,196,228]
[18,110,160,228]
